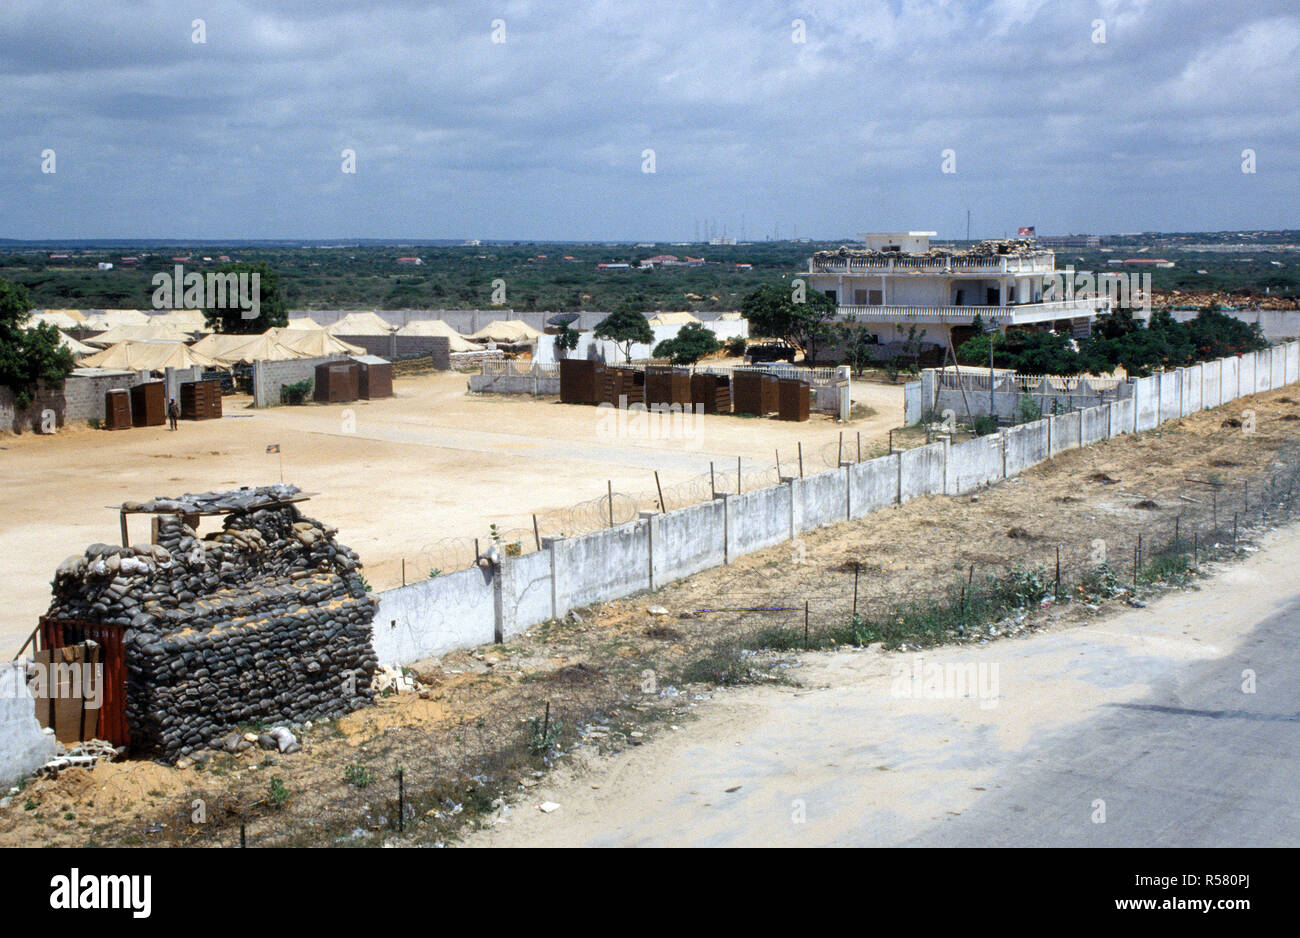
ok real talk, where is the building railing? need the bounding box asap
[480,359,561,378]
[810,253,1056,275]
[835,298,1106,324]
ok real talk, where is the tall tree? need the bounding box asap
[594,303,654,362]
[203,262,288,335]
[653,323,721,364]
[740,283,837,363]
[0,278,75,410]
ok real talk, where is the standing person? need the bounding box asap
[167,397,180,431]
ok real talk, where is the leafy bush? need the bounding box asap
[281,378,313,405]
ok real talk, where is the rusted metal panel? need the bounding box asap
[38,618,129,747]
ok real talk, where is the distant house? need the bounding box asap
[97,262,113,270]
[803,229,1108,347]
[48,253,69,260]
[396,256,423,265]
[597,263,630,270]
[640,254,679,268]
[735,263,753,270]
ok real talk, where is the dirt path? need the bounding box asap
[466,523,1300,847]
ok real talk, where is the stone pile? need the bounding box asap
[45,486,378,761]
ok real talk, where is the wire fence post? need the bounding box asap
[608,480,614,527]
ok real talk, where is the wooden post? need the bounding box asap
[654,471,666,513]
[402,558,406,587]
[397,768,405,833]
[1055,545,1060,601]
[608,480,614,527]
[838,432,843,466]
[533,514,541,550]
[737,456,742,495]
[857,431,862,462]
[852,565,859,617]
[119,510,129,549]
[797,442,804,478]
[710,461,716,499]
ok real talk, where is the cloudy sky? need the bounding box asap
[2,0,1297,241]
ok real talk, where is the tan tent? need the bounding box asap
[647,311,702,326]
[57,331,97,357]
[268,328,365,358]
[285,315,327,330]
[191,332,303,365]
[80,341,220,372]
[85,321,200,347]
[156,308,210,330]
[465,320,543,344]
[328,312,395,336]
[394,319,483,352]
[31,310,84,330]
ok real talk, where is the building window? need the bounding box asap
[854,288,867,305]
[869,289,883,305]
[824,289,837,303]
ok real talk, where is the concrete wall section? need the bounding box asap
[1183,365,1203,415]
[725,485,792,560]
[793,469,848,533]
[946,435,1004,494]
[1081,405,1109,446]
[1269,347,1285,391]
[1109,398,1133,438]
[1050,411,1081,457]
[1286,342,1300,386]
[1202,358,1222,410]
[899,441,945,502]
[1133,375,1159,431]
[500,549,554,640]
[848,453,900,517]
[1158,370,1180,424]
[650,499,727,587]
[372,565,497,667]
[1238,353,1255,398]
[1221,356,1239,404]
[551,522,651,615]
[1004,420,1049,475]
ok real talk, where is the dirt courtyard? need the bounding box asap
[0,372,903,654]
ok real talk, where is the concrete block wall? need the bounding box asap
[793,468,849,532]
[369,341,1300,668]
[650,499,727,588]
[1050,411,1082,457]
[899,442,945,503]
[251,355,343,407]
[1081,405,1109,446]
[849,453,901,517]
[551,521,652,616]
[372,565,497,665]
[945,434,1004,495]
[1004,420,1049,475]
[725,486,792,559]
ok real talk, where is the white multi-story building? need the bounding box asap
[803,231,1108,349]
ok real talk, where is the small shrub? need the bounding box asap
[344,763,373,789]
[281,379,313,406]
[268,776,289,809]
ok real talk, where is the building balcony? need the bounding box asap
[835,297,1107,325]
[810,252,1057,276]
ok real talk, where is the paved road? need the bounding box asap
[470,526,1300,847]
[906,580,1300,847]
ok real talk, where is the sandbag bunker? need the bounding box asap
[40,485,378,761]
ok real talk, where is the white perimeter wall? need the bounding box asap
[370,342,1300,667]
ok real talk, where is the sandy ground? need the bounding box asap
[1,385,1294,847]
[465,523,1300,847]
[0,373,903,655]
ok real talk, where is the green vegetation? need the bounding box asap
[203,261,288,334]
[740,282,837,361]
[957,307,1269,377]
[0,278,75,409]
[280,378,313,405]
[343,763,374,789]
[267,776,289,809]
[653,322,721,364]
[594,303,654,361]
